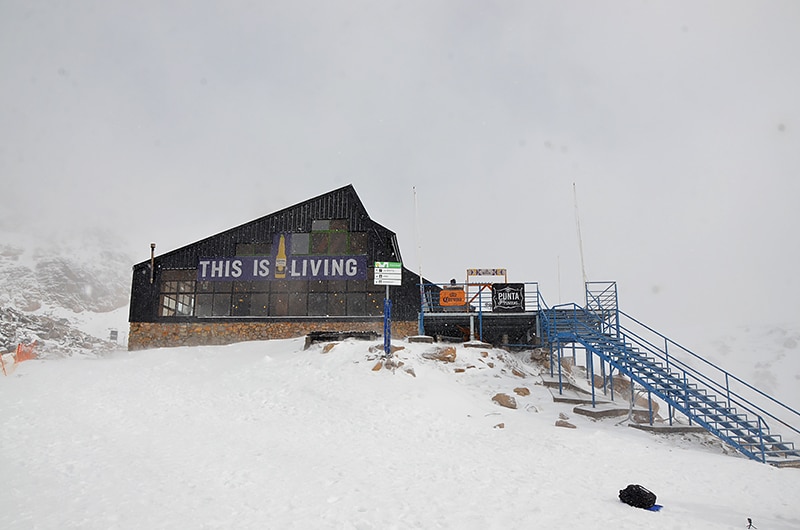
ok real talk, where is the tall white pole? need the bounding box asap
[413,186,426,335]
[557,254,561,304]
[573,182,588,286]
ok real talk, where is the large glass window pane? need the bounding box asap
[212,294,231,316]
[330,219,348,231]
[311,232,329,254]
[175,293,194,316]
[347,293,366,315]
[288,293,307,315]
[236,243,255,256]
[270,294,288,316]
[159,294,177,317]
[308,293,327,316]
[312,219,330,231]
[251,293,269,316]
[196,294,214,317]
[329,232,347,254]
[349,233,367,253]
[291,233,310,255]
[159,292,194,317]
[366,293,383,316]
[253,243,271,255]
[232,293,251,316]
[327,292,346,316]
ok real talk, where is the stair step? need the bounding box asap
[548,315,800,467]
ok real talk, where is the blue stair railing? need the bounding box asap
[541,301,800,466]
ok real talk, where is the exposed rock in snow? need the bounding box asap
[0,307,116,357]
[0,228,131,356]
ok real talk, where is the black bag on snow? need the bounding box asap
[618,484,656,509]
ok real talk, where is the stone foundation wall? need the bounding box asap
[128,320,419,350]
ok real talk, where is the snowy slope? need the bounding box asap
[1,338,797,529]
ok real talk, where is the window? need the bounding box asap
[158,270,196,317]
[311,219,330,231]
[251,293,269,316]
[349,233,367,253]
[195,294,214,317]
[308,293,328,316]
[231,293,251,316]
[329,219,348,231]
[366,292,383,316]
[288,293,307,314]
[159,219,379,319]
[327,292,347,316]
[311,232,329,254]
[329,232,348,254]
[236,243,271,256]
[291,233,310,255]
[347,293,366,315]
[270,293,288,316]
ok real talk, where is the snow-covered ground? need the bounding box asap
[1,336,798,529]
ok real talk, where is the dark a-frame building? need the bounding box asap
[129,185,427,349]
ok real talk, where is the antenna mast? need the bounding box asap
[573,182,588,285]
[413,186,426,334]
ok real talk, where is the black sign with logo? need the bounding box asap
[491,283,525,312]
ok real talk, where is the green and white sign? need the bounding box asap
[374,261,402,286]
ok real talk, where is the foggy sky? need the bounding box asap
[2,1,799,334]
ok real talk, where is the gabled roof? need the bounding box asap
[134,185,398,268]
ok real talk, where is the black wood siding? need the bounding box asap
[129,185,422,322]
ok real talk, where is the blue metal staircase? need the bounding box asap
[540,282,800,466]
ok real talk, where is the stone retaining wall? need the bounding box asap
[128,320,419,350]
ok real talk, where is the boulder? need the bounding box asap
[492,393,517,409]
[422,346,457,363]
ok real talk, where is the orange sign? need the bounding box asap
[440,288,466,306]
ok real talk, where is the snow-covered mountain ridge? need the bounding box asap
[0,228,132,355]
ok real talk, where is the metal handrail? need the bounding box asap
[540,303,800,462]
[616,309,800,438]
[418,281,541,314]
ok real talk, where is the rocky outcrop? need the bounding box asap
[1,247,130,314]
[422,346,457,363]
[0,307,115,356]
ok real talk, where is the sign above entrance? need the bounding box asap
[467,268,507,277]
[374,261,402,286]
[491,283,525,312]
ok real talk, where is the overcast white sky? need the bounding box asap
[2,1,798,333]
